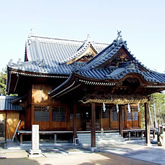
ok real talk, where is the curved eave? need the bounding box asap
[49,73,81,98]
[9,67,69,79]
[75,71,165,90]
[7,66,69,94]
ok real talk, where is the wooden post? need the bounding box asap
[144,103,151,145]
[5,111,7,142]
[100,107,103,130]
[109,108,112,129]
[20,134,23,144]
[91,103,96,150]
[54,134,57,144]
[138,111,141,128]
[73,103,77,141]
[119,105,123,136]
[124,105,127,129]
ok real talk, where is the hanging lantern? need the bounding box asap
[103,102,106,112]
[116,104,119,113]
[138,103,140,112]
[128,103,131,113]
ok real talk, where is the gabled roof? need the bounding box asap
[81,37,144,70]
[47,35,165,98]
[60,35,98,64]
[8,35,108,75]
[7,33,165,95]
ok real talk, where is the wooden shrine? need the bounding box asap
[6,32,165,148]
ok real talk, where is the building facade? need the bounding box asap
[6,33,165,147]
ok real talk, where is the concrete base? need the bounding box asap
[28,149,42,157]
[145,143,152,147]
[91,147,97,152]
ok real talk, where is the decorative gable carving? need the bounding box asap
[100,47,133,68]
[67,45,97,64]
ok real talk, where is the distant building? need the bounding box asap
[0,96,23,140]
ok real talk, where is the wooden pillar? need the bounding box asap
[124,105,127,129]
[138,111,141,128]
[144,103,151,145]
[109,108,112,129]
[20,134,23,144]
[73,103,77,139]
[119,105,123,136]
[100,107,103,130]
[5,111,7,142]
[91,103,96,149]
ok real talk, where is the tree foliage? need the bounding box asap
[0,68,7,96]
[150,93,165,124]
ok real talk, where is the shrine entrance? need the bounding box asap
[78,104,123,131]
[78,105,101,131]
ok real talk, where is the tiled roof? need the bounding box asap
[7,34,165,85]
[0,96,22,111]
[8,35,108,75]
[81,38,138,70]
[77,64,165,83]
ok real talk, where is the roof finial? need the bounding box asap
[28,28,34,38]
[86,34,91,42]
[117,30,122,40]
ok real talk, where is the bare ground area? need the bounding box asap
[0,151,157,165]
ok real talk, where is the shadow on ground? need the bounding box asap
[0,158,39,165]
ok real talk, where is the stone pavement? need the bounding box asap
[98,140,165,165]
[0,140,164,165]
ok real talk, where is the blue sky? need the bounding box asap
[0,0,165,73]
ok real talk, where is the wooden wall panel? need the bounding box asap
[34,121,50,131]
[6,112,19,139]
[126,121,132,128]
[133,121,139,127]
[110,121,125,130]
[76,119,81,130]
[111,121,119,129]
[68,119,73,130]
[51,122,67,130]
[18,113,25,130]
[103,118,110,130]
[138,112,141,128]
[25,106,32,130]
[32,84,52,104]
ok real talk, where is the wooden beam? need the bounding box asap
[91,103,96,148]
[144,103,151,145]
[119,105,123,136]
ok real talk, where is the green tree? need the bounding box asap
[0,68,7,96]
[149,93,165,125]
[140,92,165,128]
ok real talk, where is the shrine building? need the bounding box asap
[5,32,165,149]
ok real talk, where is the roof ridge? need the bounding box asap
[29,35,109,45]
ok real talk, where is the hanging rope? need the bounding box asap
[103,102,106,112]
[128,103,131,113]
[138,103,140,112]
[116,104,119,113]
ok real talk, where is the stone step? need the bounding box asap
[77,132,125,147]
